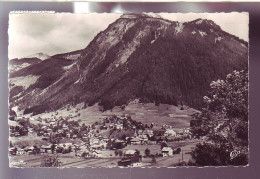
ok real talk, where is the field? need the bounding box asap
[10,134,49,147]
[10,153,121,168]
[30,102,196,129]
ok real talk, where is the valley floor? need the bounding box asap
[9,103,200,168]
[9,139,202,168]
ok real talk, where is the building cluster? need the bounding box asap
[9,114,192,166]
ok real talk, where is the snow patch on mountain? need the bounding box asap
[119,46,136,64]
[199,30,207,37]
[74,78,81,84]
[98,20,135,51]
[118,26,151,65]
[215,37,223,43]
[65,54,81,60]
[9,75,40,89]
[196,19,203,24]
[192,31,196,35]
[13,92,22,99]
[63,63,76,70]
[241,43,247,48]
[9,63,31,73]
[175,22,184,34]
[25,53,50,60]
[124,21,136,33]
[151,39,156,44]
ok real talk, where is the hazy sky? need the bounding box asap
[8,12,248,59]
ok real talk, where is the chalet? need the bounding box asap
[37,117,42,122]
[183,128,191,134]
[164,129,177,137]
[82,136,88,141]
[147,141,157,145]
[92,150,102,158]
[90,138,100,146]
[57,129,63,134]
[141,136,148,143]
[118,116,127,120]
[119,150,142,166]
[144,129,153,136]
[44,132,50,137]
[78,149,90,157]
[14,132,20,137]
[9,147,17,155]
[161,147,173,157]
[168,114,175,118]
[41,145,52,153]
[38,131,44,136]
[137,130,143,135]
[125,150,137,157]
[100,125,108,130]
[28,130,34,136]
[72,144,79,150]
[130,137,141,145]
[63,143,73,149]
[90,144,104,150]
[17,148,25,155]
[63,125,69,130]
[24,146,34,154]
[109,124,114,129]
[118,158,132,167]
[115,124,123,130]
[131,162,144,167]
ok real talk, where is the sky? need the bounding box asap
[8,12,248,59]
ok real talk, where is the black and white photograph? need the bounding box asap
[8,12,249,168]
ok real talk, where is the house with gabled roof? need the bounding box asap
[161,147,173,157]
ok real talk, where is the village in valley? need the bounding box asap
[7,12,249,168]
[9,101,201,167]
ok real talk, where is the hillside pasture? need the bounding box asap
[30,102,195,129]
[69,103,195,127]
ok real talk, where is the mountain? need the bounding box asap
[51,49,83,61]
[9,57,42,73]
[9,14,248,115]
[9,53,50,73]
[25,53,50,61]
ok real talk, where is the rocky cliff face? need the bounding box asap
[9,14,248,115]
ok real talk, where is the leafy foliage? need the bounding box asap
[145,148,150,156]
[190,70,248,166]
[40,155,62,167]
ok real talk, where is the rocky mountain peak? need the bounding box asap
[9,14,248,115]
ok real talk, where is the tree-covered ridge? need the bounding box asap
[9,15,248,115]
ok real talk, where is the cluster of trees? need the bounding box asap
[106,139,126,150]
[190,70,248,166]
[114,149,123,156]
[10,125,28,136]
[10,118,32,136]
[55,145,72,154]
[40,155,62,167]
[102,115,150,139]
